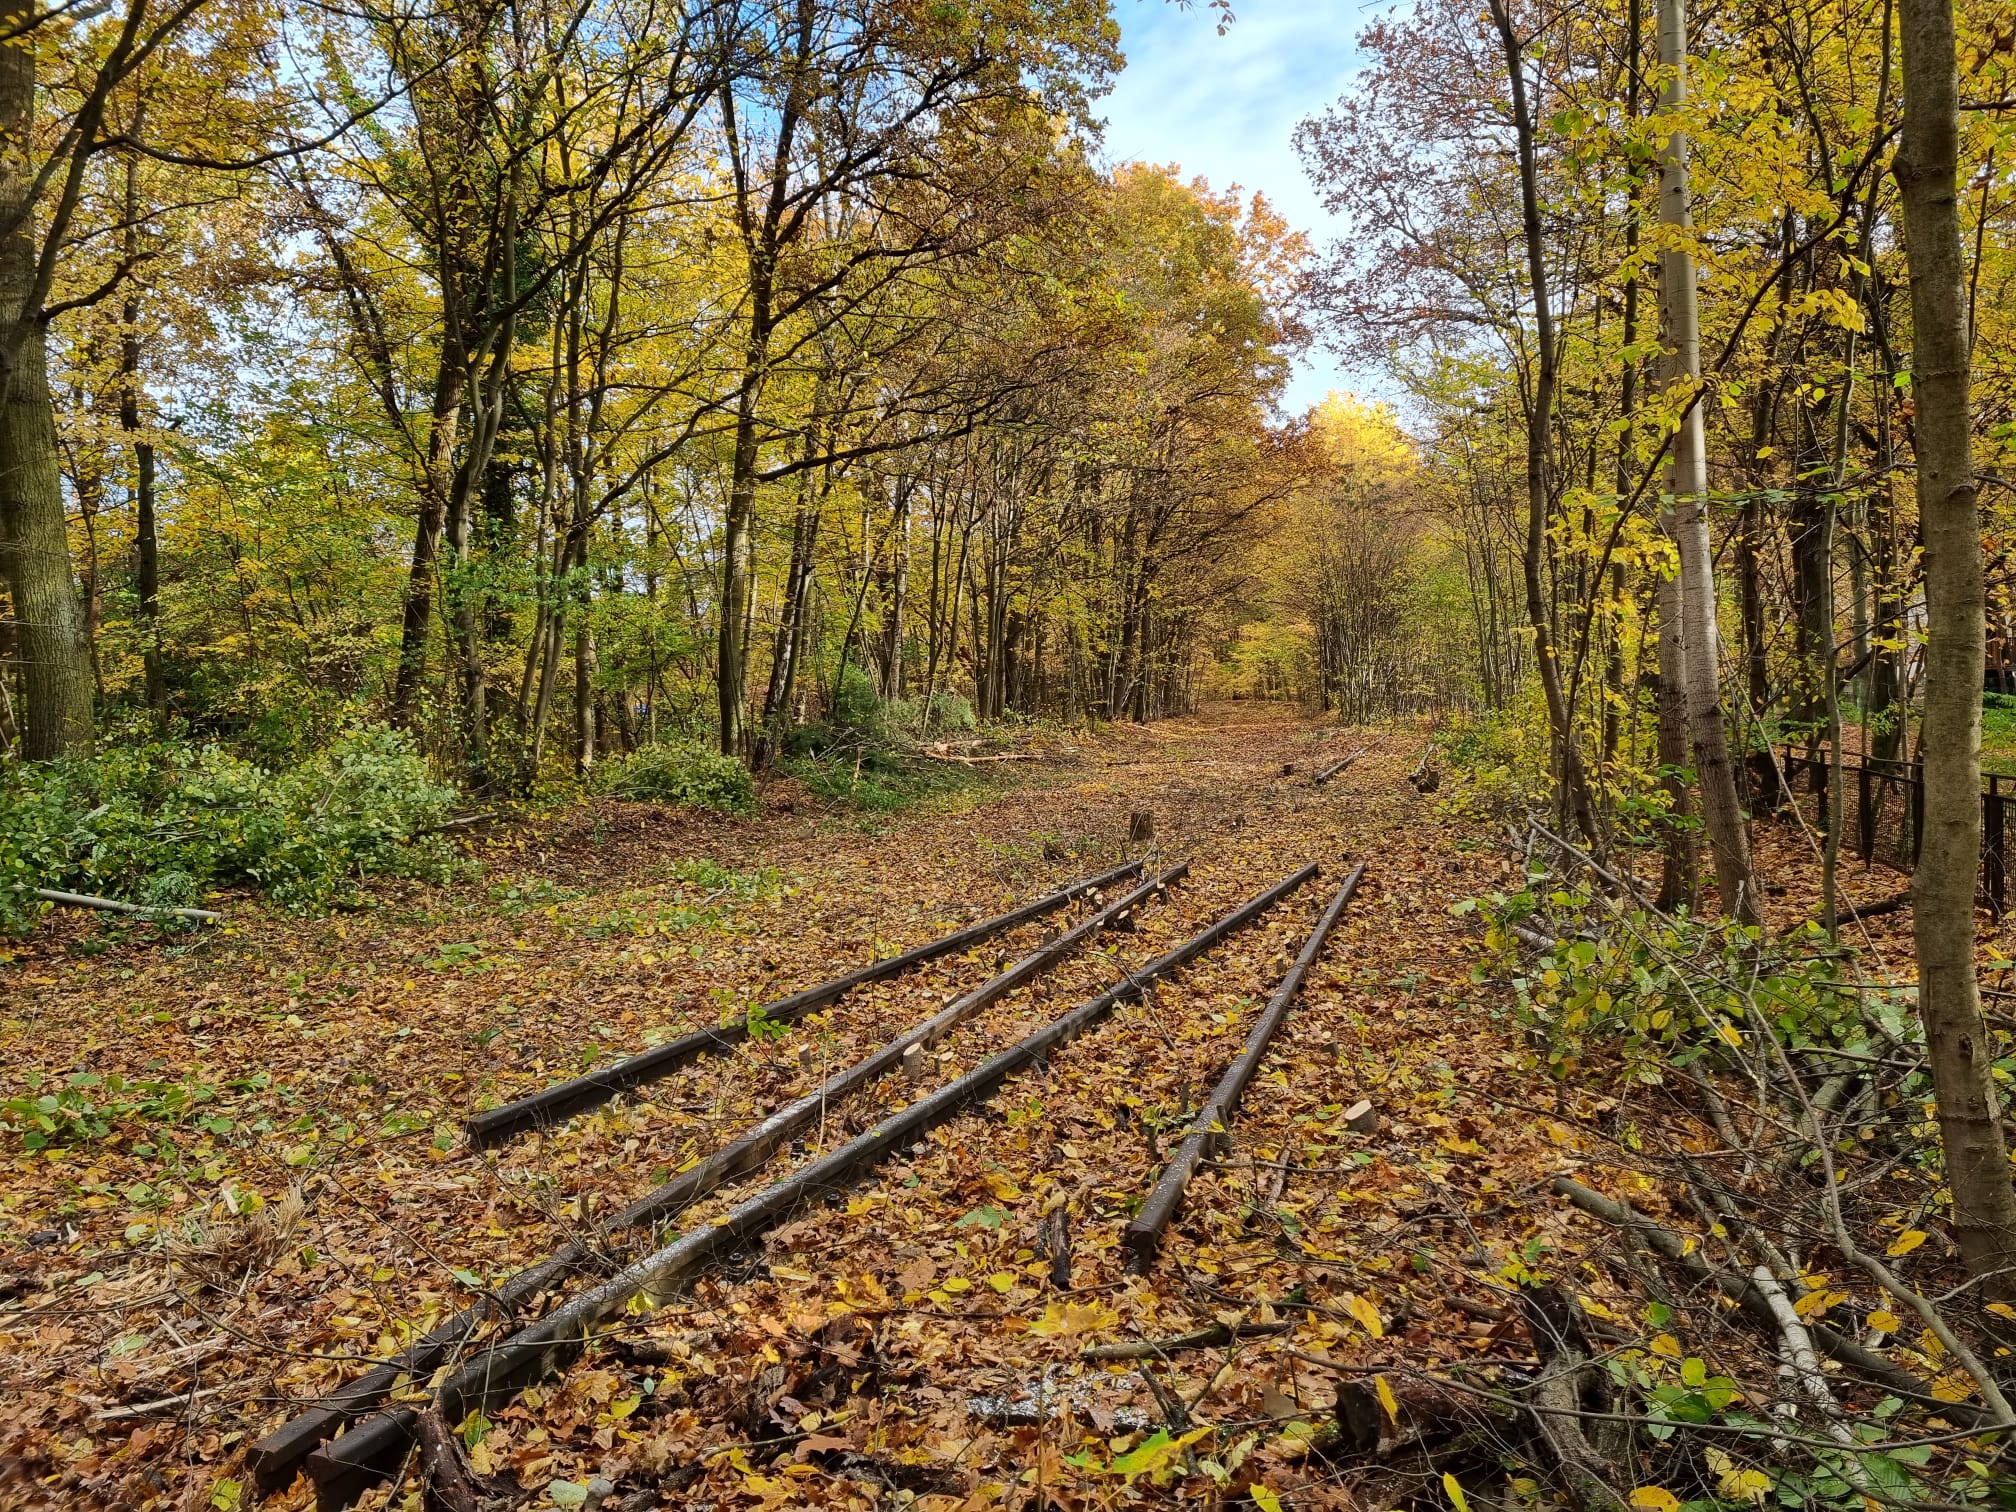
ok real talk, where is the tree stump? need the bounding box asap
[1128,810,1156,844]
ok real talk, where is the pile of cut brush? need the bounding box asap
[1333,837,2014,1512]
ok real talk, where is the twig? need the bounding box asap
[91,1382,234,1422]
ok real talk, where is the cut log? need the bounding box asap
[304,863,1320,1508]
[1313,747,1370,787]
[34,887,221,923]
[249,866,1182,1493]
[463,858,1145,1147]
[1344,1099,1378,1134]
[1123,862,1365,1271]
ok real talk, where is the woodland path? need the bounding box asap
[4,705,1615,1511]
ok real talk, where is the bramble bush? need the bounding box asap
[0,726,460,931]
[589,739,756,814]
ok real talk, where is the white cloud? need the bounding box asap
[1096,0,1378,413]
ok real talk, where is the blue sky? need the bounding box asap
[1095,1,1371,414]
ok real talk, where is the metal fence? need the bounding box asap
[1770,750,2013,914]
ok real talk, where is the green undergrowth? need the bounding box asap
[587,739,756,813]
[0,725,460,933]
[1471,876,1916,1086]
[1979,692,2016,777]
[784,745,992,814]
[781,671,1006,816]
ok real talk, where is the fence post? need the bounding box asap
[1858,763,1874,864]
[1911,763,1925,864]
[1988,787,2007,917]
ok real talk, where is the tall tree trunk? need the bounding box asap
[574,616,598,777]
[885,475,910,700]
[390,349,466,727]
[718,357,763,759]
[1895,0,2016,1291]
[119,151,163,722]
[1488,0,1599,846]
[757,487,820,768]
[0,0,93,759]
[1657,0,1761,925]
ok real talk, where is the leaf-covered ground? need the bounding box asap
[0,705,1934,1511]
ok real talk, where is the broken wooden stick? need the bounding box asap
[1123,861,1365,1270]
[304,863,1321,1508]
[464,857,1144,1146]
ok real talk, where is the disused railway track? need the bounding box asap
[251,854,1371,1509]
[466,859,1145,1146]
[247,863,1174,1491]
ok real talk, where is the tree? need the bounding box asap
[1485,0,1601,845]
[708,0,1118,759]
[1654,0,1762,925]
[1895,0,2016,1293]
[0,0,128,758]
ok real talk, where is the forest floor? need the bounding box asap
[0,703,1940,1512]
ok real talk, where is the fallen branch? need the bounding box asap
[1081,1319,1291,1360]
[91,1382,234,1423]
[305,862,1323,1508]
[1805,890,1911,926]
[1313,747,1370,786]
[463,857,1145,1146]
[34,887,221,923]
[1550,1176,1982,1424]
[918,751,1039,765]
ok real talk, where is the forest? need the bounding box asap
[8,0,2016,1508]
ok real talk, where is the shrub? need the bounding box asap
[785,746,981,814]
[1435,698,1555,820]
[829,664,882,733]
[0,726,460,932]
[885,691,976,737]
[1474,883,1886,1084]
[590,740,755,814]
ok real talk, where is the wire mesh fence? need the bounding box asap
[1769,749,2012,914]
